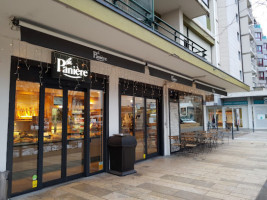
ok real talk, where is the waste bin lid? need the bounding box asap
[108,134,137,147]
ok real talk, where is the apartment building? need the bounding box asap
[0,0,249,198]
[254,24,267,87]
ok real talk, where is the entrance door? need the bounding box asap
[43,87,85,184]
[121,96,159,161]
[146,99,158,156]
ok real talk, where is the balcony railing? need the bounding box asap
[101,0,207,59]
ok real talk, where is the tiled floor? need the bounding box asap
[14,130,267,200]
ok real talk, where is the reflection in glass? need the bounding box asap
[179,94,203,133]
[121,96,133,135]
[67,91,84,176]
[43,88,63,182]
[12,81,39,194]
[90,90,104,173]
[146,99,158,155]
[208,108,223,128]
[135,97,145,160]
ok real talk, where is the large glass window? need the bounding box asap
[179,93,203,133]
[12,81,40,193]
[89,90,104,173]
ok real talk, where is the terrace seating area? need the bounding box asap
[169,129,232,156]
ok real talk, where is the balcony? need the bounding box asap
[249,26,255,41]
[104,0,207,59]
[154,0,209,19]
[247,8,254,24]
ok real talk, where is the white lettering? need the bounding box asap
[93,51,107,62]
[56,57,88,79]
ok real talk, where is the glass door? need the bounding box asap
[43,88,63,183]
[146,99,158,155]
[135,97,145,160]
[67,90,85,176]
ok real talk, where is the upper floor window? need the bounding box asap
[255,32,262,40]
[263,43,267,50]
[257,45,263,54]
[238,51,241,60]
[259,72,264,80]
[264,55,267,60]
[258,58,263,66]
[237,32,240,41]
[236,14,239,22]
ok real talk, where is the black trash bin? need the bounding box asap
[108,134,137,176]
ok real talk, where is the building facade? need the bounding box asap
[253,24,267,87]
[0,0,249,198]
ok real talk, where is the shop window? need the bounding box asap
[90,90,104,173]
[179,93,203,133]
[257,45,263,54]
[12,81,40,194]
[206,94,214,102]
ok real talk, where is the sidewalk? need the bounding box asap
[15,131,267,200]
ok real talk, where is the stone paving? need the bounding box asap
[14,130,267,200]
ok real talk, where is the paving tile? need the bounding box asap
[72,183,112,197]
[14,131,267,200]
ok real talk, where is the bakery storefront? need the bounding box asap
[7,52,108,196]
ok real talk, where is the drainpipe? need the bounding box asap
[238,0,245,82]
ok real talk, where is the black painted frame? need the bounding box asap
[118,78,164,161]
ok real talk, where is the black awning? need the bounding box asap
[149,67,192,86]
[196,82,227,96]
[20,26,145,73]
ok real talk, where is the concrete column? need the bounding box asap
[163,82,170,156]
[108,70,119,136]
[0,36,12,172]
[222,107,226,129]
[247,97,253,129]
[203,105,208,131]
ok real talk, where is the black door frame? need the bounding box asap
[41,84,87,187]
[6,56,109,197]
[119,79,163,161]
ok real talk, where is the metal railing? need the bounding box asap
[102,0,207,59]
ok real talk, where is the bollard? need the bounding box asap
[253,121,255,133]
[0,171,9,200]
[232,123,234,140]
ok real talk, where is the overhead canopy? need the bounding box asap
[1,0,250,94]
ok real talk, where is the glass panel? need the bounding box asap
[12,81,39,194]
[90,90,104,173]
[179,94,203,133]
[121,95,133,135]
[135,97,145,160]
[146,99,158,155]
[67,91,85,176]
[43,88,63,182]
